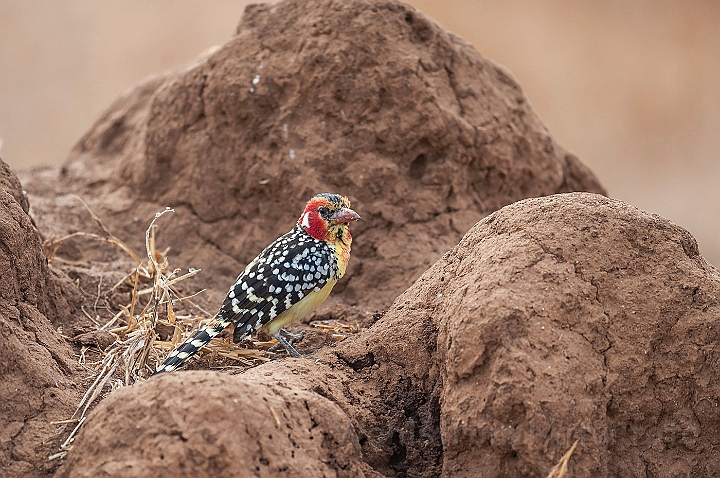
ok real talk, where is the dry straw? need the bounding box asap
[546,440,579,478]
[46,201,269,458]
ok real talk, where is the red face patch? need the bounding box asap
[300,209,328,240]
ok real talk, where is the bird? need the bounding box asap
[153,193,360,374]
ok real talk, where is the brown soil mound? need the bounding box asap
[20,0,605,314]
[433,194,720,476]
[56,193,720,477]
[0,158,83,477]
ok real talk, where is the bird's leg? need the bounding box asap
[281,328,324,358]
[279,328,306,343]
[269,328,306,355]
[271,331,303,358]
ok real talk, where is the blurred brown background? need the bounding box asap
[1,1,718,265]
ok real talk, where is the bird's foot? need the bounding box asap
[270,332,303,358]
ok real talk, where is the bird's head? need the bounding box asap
[298,193,360,243]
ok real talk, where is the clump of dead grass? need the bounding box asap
[46,201,270,458]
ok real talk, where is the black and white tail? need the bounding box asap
[153,318,232,374]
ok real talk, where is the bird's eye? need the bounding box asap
[318,206,330,218]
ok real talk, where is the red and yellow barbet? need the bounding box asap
[154,193,360,374]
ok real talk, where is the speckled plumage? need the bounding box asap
[154,193,358,374]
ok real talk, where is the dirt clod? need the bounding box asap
[71,330,116,350]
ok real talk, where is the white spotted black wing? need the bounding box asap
[217,226,337,342]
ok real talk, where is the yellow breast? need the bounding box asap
[262,278,338,335]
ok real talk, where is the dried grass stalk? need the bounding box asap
[52,206,267,456]
[43,195,143,264]
[546,440,579,478]
[311,320,357,334]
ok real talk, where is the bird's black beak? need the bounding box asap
[331,207,361,224]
